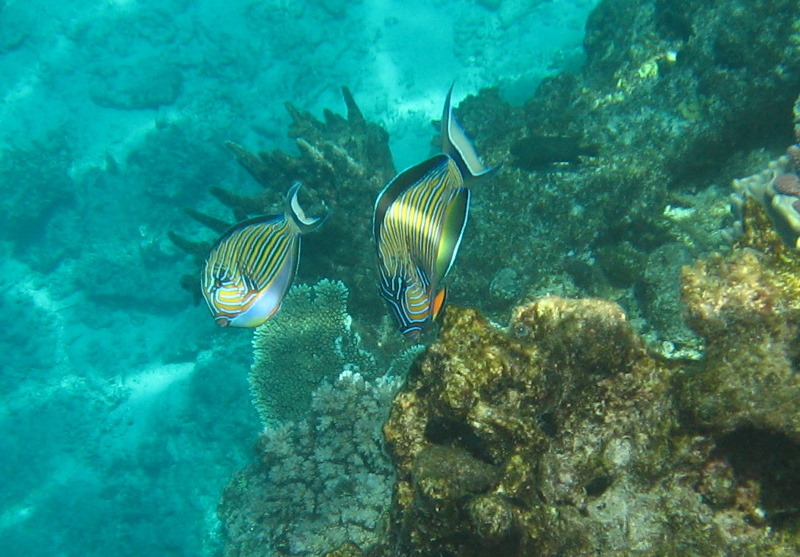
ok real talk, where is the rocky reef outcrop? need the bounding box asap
[173,0,800,354]
[210,0,800,552]
[376,197,800,556]
[451,0,800,352]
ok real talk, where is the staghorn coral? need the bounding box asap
[219,370,401,557]
[377,196,800,555]
[249,279,376,424]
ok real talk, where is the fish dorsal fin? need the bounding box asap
[435,186,470,281]
[441,83,500,183]
[286,182,327,233]
[373,154,450,240]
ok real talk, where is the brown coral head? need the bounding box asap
[510,297,644,376]
[774,172,800,198]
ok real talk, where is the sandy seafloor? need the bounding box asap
[0,0,598,554]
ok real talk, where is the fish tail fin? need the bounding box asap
[442,82,501,183]
[285,182,328,233]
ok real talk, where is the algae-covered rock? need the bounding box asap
[382,299,698,556]
[379,215,800,555]
[444,0,800,345]
[679,199,800,440]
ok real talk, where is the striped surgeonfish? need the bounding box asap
[373,84,499,336]
[201,182,325,328]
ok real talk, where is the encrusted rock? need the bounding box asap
[679,200,800,441]
[382,299,692,556]
[466,494,518,546]
[379,206,800,554]
[731,151,800,249]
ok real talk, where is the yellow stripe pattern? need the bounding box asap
[201,216,297,320]
[376,156,465,333]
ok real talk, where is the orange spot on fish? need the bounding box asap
[431,287,447,321]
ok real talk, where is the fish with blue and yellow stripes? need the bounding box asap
[373,84,499,336]
[202,182,325,328]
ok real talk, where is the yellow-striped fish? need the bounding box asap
[373,84,499,336]
[202,183,325,328]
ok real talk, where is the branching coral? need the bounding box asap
[249,279,376,424]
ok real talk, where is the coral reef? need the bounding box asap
[679,199,800,440]
[0,132,75,259]
[212,2,800,553]
[249,279,376,424]
[731,93,800,249]
[377,196,800,555]
[445,0,800,349]
[220,278,424,555]
[173,0,799,350]
[219,370,400,557]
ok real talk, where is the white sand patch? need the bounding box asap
[121,361,195,406]
[102,361,197,452]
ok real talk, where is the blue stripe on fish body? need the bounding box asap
[378,273,427,337]
[201,183,324,328]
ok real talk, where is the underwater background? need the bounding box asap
[2,0,800,556]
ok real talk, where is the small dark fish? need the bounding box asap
[201,183,325,328]
[373,84,499,336]
[510,134,599,171]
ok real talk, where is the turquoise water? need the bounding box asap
[0,1,598,555]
